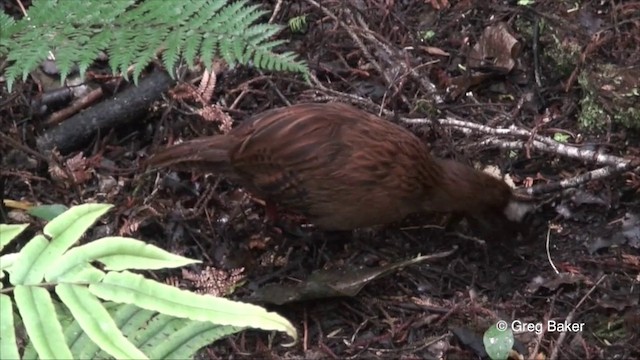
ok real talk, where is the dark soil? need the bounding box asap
[2,0,639,359]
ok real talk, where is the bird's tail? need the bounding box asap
[145,136,236,174]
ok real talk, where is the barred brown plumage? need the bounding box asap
[147,102,529,231]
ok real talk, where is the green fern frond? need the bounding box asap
[223,3,265,31]
[1,0,308,91]
[218,37,235,65]
[244,23,283,45]
[0,12,18,54]
[182,35,203,69]
[211,0,258,30]
[253,48,309,75]
[288,15,308,33]
[4,30,51,86]
[162,30,185,77]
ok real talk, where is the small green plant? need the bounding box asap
[0,203,296,359]
[288,15,308,33]
[483,322,514,360]
[545,34,582,78]
[577,73,607,130]
[553,132,570,143]
[577,65,640,130]
[0,0,309,91]
[418,30,436,42]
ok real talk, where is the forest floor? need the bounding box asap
[2,0,639,359]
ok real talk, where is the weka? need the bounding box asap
[147,102,528,231]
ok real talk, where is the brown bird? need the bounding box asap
[147,102,529,231]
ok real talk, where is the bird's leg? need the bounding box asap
[441,212,466,232]
[263,200,311,237]
[320,230,353,242]
[264,200,279,224]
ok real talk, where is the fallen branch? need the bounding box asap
[36,71,175,154]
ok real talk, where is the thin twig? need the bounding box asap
[305,0,410,106]
[269,0,284,24]
[548,275,606,360]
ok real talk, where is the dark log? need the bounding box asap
[36,71,175,154]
